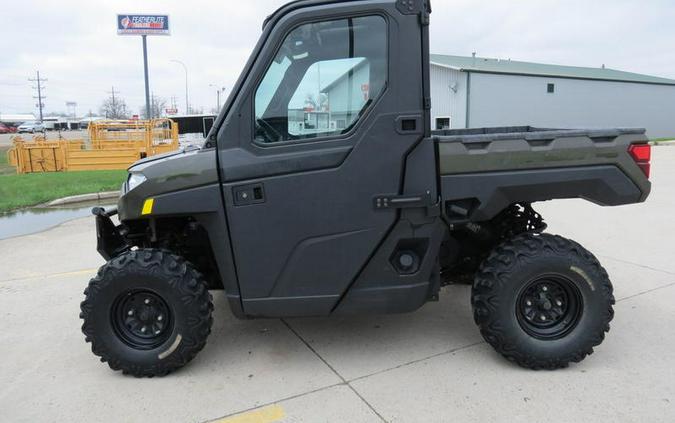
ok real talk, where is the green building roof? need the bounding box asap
[430,54,675,86]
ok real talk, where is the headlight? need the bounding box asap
[127,173,147,192]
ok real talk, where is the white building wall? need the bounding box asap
[324,64,371,114]
[467,73,675,138]
[430,65,467,129]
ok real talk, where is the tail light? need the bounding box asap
[629,144,651,179]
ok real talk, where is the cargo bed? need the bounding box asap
[436,126,651,221]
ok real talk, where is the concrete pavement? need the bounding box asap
[1,148,674,422]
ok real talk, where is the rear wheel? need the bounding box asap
[472,233,615,370]
[80,249,213,377]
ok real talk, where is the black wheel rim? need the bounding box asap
[516,275,583,340]
[112,290,173,350]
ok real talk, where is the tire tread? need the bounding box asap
[472,233,615,370]
[80,249,213,377]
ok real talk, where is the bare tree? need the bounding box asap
[99,95,129,119]
[152,96,167,119]
[141,95,168,119]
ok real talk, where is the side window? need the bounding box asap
[254,16,387,144]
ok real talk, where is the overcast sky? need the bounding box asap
[1,0,673,117]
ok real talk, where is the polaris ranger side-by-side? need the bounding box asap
[81,0,652,376]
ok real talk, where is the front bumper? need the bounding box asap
[92,207,129,261]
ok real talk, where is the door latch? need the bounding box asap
[233,183,265,206]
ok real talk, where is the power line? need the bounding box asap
[28,71,47,122]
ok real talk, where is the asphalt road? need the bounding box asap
[1,148,674,422]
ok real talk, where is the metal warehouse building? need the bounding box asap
[430,54,675,138]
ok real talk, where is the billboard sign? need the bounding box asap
[117,14,170,36]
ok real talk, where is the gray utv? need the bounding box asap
[81,0,652,376]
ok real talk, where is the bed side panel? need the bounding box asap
[437,129,651,222]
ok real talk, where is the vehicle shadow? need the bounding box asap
[197,284,490,379]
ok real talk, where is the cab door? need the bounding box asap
[216,0,431,317]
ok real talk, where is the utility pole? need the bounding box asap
[28,71,47,122]
[109,86,118,109]
[106,86,120,119]
[66,102,77,119]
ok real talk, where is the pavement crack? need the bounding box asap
[348,340,486,384]
[281,318,388,423]
[600,255,675,276]
[202,382,343,423]
[617,281,675,303]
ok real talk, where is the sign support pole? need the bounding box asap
[142,35,151,119]
[118,14,169,119]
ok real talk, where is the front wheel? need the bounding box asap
[472,233,615,370]
[80,249,213,377]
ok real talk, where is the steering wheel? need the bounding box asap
[255,118,283,143]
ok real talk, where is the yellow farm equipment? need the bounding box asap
[6,119,180,174]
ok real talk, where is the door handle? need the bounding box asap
[374,192,433,210]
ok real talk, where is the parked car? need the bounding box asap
[17,121,46,133]
[0,123,17,134]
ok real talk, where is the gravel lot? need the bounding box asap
[0,148,673,423]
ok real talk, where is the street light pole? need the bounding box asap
[171,60,189,114]
[209,85,226,112]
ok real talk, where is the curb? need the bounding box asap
[46,191,120,207]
